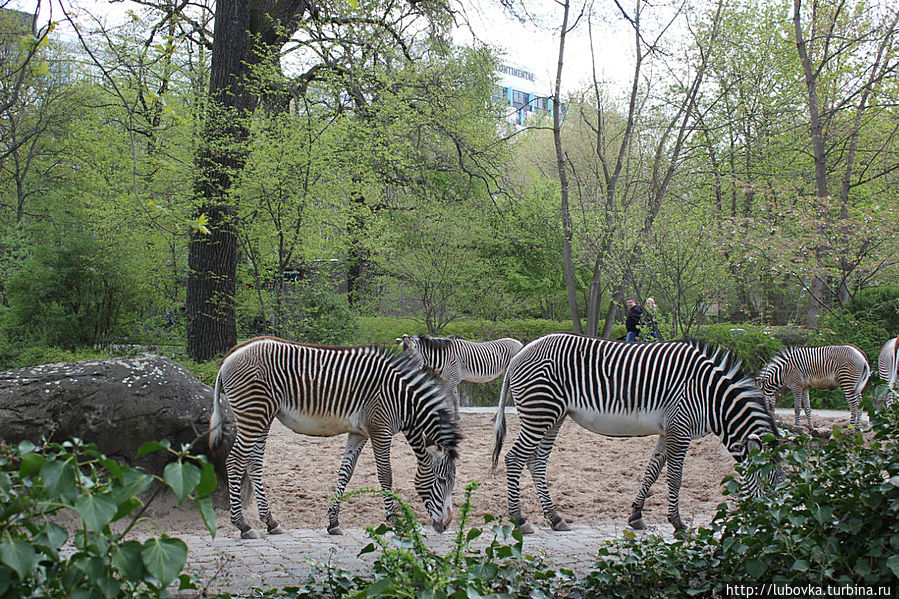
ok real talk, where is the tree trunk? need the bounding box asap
[793,0,829,328]
[553,0,581,334]
[186,0,308,361]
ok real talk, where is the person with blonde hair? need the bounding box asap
[641,297,661,341]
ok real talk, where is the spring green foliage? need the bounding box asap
[583,405,899,596]
[218,482,572,599]
[0,438,216,598]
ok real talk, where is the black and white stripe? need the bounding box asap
[491,333,781,532]
[878,338,898,399]
[757,344,870,429]
[397,334,523,416]
[208,336,461,539]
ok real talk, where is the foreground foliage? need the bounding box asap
[583,403,899,597]
[0,438,215,598]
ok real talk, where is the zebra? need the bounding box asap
[879,338,898,399]
[208,336,461,539]
[491,333,782,533]
[396,334,524,416]
[756,345,870,430]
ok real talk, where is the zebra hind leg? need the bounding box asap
[504,435,540,534]
[629,436,667,530]
[226,436,262,539]
[527,419,568,531]
[247,432,285,535]
[327,433,368,535]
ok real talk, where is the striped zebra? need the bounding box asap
[879,338,898,398]
[397,334,523,416]
[756,345,870,430]
[491,333,782,532]
[208,336,461,539]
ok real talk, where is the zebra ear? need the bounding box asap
[746,433,762,453]
[425,439,444,461]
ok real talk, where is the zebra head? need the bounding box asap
[756,351,792,410]
[732,432,785,499]
[413,435,458,533]
[397,334,426,370]
[394,353,461,533]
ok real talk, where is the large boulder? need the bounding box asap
[0,355,234,477]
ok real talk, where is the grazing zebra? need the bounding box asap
[879,338,898,398]
[397,334,523,416]
[491,333,782,533]
[208,336,461,539]
[756,345,870,430]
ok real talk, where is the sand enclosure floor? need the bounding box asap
[149,409,843,536]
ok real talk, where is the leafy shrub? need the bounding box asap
[581,404,899,596]
[695,323,783,372]
[1,230,145,350]
[283,285,360,346]
[849,286,899,333]
[0,438,216,598]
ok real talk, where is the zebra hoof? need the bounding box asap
[240,529,263,539]
[327,526,344,536]
[518,522,535,535]
[268,524,286,535]
[552,520,570,532]
[628,518,646,531]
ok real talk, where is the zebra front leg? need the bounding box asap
[802,387,814,431]
[370,434,397,527]
[246,431,285,535]
[527,419,568,531]
[327,433,368,535]
[663,434,691,532]
[790,386,805,429]
[629,436,667,530]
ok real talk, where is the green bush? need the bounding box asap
[581,405,899,596]
[278,482,571,599]
[695,323,783,372]
[1,230,145,350]
[359,316,576,346]
[0,438,216,598]
[283,285,361,346]
[849,286,899,333]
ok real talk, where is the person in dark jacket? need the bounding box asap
[625,298,643,342]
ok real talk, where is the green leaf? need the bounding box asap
[0,565,11,595]
[164,462,202,504]
[359,543,376,555]
[100,458,124,483]
[113,541,146,581]
[196,461,217,496]
[887,555,899,577]
[39,459,76,499]
[34,522,68,553]
[137,440,170,457]
[745,558,767,578]
[791,559,809,572]
[195,494,217,538]
[17,440,36,455]
[364,578,393,597]
[141,536,187,587]
[19,452,45,477]
[75,493,118,530]
[0,540,37,579]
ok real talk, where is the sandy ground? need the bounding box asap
[145,410,847,536]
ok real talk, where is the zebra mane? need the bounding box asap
[223,336,392,360]
[390,351,461,457]
[415,335,456,350]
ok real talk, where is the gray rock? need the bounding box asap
[0,355,234,478]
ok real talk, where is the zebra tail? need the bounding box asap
[209,370,224,451]
[855,359,871,396]
[491,374,510,473]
